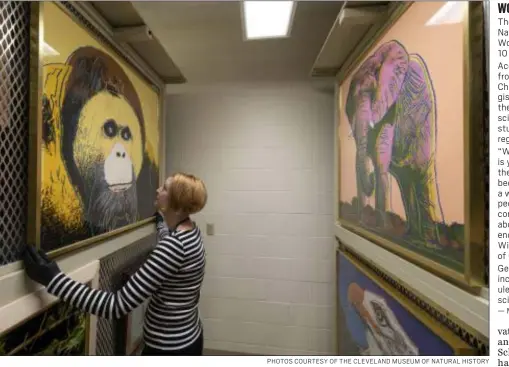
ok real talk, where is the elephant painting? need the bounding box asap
[344,40,445,247]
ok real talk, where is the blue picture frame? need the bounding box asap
[336,250,474,355]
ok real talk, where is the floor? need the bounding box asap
[204,349,254,356]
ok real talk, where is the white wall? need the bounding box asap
[166,83,336,355]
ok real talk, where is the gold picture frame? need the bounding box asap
[336,249,476,355]
[335,1,485,290]
[27,2,165,259]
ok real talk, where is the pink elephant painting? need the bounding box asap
[339,40,465,272]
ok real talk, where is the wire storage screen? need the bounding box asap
[0,1,30,266]
[95,233,155,356]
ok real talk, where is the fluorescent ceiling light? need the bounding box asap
[425,2,464,26]
[242,1,295,40]
[42,42,59,56]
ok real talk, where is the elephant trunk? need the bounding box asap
[356,141,375,197]
[354,106,375,197]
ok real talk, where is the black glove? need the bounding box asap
[22,246,61,287]
[154,211,164,225]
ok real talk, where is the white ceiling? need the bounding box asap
[131,1,346,86]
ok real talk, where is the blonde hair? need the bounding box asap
[165,172,207,215]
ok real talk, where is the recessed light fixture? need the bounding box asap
[242,1,296,40]
[425,1,464,26]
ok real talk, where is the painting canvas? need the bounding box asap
[336,1,484,285]
[337,250,474,355]
[0,297,89,355]
[39,2,160,254]
[124,300,149,355]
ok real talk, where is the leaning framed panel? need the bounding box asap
[0,289,92,355]
[115,258,150,355]
[335,1,485,288]
[336,249,475,355]
[123,300,149,355]
[0,260,100,355]
[27,2,165,257]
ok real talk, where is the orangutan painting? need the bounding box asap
[40,2,160,253]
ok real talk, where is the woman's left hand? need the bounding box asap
[154,211,164,225]
[22,246,62,287]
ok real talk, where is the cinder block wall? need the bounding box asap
[165,83,336,355]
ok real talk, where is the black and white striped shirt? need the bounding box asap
[46,220,206,352]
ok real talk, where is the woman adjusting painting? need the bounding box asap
[23,172,208,356]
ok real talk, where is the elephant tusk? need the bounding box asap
[369,120,375,129]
